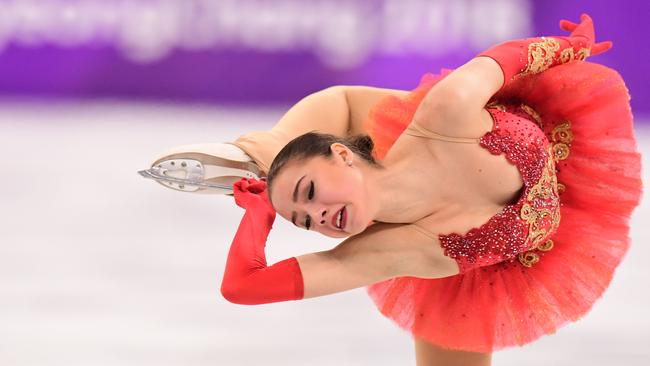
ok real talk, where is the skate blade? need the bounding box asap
[138,157,259,194]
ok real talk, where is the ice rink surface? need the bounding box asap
[1,100,648,365]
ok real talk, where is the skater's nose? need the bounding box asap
[307,206,328,226]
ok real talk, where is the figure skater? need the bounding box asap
[139,14,643,366]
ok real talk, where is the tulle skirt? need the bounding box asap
[363,61,644,353]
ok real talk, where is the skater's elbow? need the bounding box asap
[220,281,265,305]
[220,281,248,305]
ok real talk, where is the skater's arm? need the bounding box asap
[220,178,458,305]
[273,86,409,139]
[233,86,408,173]
[412,14,610,140]
[295,222,459,299]
[221,219,459,304]
[410,57,503,140]
[344,86,410,135]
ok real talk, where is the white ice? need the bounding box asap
[0,100,648,366]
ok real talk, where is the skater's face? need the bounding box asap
[270,143,369,238]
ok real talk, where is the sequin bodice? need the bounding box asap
[414,104,561,273]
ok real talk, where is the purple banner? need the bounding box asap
[0,0,647,116]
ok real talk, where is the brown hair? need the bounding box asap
[266,131,383,205]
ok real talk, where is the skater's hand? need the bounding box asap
[233,178,276,219]
[559,13,612,56]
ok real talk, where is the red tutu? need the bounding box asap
[363,61,644,353]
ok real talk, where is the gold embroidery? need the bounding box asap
[518,121,576,268]
[518,145,561,268]
[560,46,590,64]
[520,103,543,128]
[575,48,590,61]
[521,37,561,76]
[559,48,574,63]
[552,143,570,161]
[486,101,506,112]
[551,121,574,144]
[518,239,554,268]
[519,37,590,78]
[520,202,555,246]
[550,121,573,162]
[518,252,540,268]
[520,146,561,247]
[537,239,554,251]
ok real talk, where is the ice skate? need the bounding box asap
[138,142,262,195]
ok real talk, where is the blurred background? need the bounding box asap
[0,0,648,365]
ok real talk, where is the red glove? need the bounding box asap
[220,178,305,305]
[479,13,612,91]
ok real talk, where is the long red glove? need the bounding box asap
[220,178,304,305]
[479,13,612,91]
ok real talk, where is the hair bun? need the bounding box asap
[346,135,375,162]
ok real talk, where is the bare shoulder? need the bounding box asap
[411,57,502,140]
[420,108,496,141]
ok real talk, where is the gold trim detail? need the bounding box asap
[552,143,570,161]
[518,120,575,268]
[518,145,561,268]
[518,252,540,268]
[537,239,554,251]
[520,103,543,128]
[551,121,574,144]
[520,146,561,248]
[519,37,590,78]
[550,121,573,161]
[486,101,506,112]
[559,48,574,63]
[521,37,561,75]
[518,239,555,268]
[575,48,590,61]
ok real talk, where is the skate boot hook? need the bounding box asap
[138,142,262,195]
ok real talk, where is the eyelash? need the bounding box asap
[308,181,315,200]
[305,181,314,229]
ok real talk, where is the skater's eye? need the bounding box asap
[304,215,311,230]
[303,182,314,230]
[308,181,314,200]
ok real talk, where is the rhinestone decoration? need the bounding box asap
[437,105,562,273]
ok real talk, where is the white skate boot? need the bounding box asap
[138,142,262,195]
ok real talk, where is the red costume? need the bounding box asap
[365,14,642,352]
[220,14,643,352]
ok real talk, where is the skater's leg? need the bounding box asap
[414,337,492,366]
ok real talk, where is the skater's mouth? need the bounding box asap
[332,206,347,230]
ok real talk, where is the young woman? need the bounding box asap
[140,14,643,365]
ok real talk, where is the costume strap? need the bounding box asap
[404,120,482,144]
